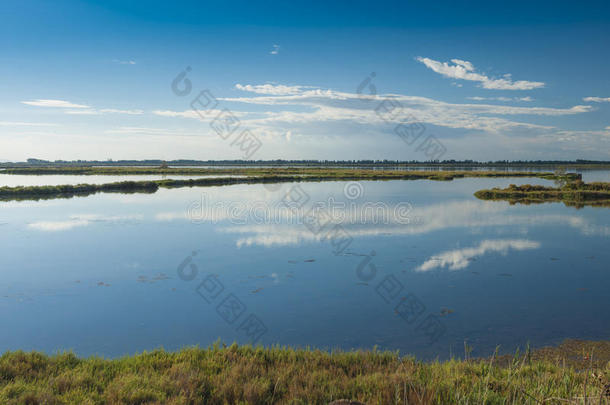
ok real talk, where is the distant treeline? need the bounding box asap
[1,158,610,168]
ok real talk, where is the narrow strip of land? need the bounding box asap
[0,169,580,201]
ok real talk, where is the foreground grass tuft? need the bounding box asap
[0,340,608,404]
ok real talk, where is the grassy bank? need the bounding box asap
[0,169,580,201]
[0,340,608,404]
[474,181,610,207]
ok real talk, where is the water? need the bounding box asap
[0,174,608,359]
[0,174,243,187]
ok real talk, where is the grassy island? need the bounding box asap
[474,181,610,207]
[0,340,608,404]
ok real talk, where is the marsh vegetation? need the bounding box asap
[474,181,610,207]
[0,340,608,404]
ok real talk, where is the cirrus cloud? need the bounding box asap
[416,57,545,90]
[21,99,90,108]
[583,97,610,103]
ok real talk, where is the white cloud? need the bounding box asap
[451,59,475,71]
[468,96,533,102]
[270,44,280,55]
[235,83,303,95]
[416,57,545,90]
[99,108,144,115]
[152,110,200,119]
[583,97,610,103]
[21,99,141,115]
[152,109,248,122]
[65,108,143,115]
[153,109,222,121]
[0,121,58,127]
[21,99,90,108]
[224,83,580,116]
[216,83,589,134]
[113,59,136,65]
[106,127,204,137]
[64,109,100,115]
[416,239,541,271]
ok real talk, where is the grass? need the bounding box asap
[474,180,610,208]
[0,340,608,404]
[0,168,580,201]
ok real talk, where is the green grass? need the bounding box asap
[0,168,581,201]
[0,340,608,404]
[474,181,610,207]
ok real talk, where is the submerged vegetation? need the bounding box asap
[474,180,610,207]
[0,340,607,404]
[0,168,581,201]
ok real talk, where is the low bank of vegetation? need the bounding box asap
[474,181,610,207]
[0,169,580,201]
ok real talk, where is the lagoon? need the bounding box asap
[0,174,608,360]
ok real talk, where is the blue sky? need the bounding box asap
[1,0,610,161]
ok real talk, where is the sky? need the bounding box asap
[1,0,610,161]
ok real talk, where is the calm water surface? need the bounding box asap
[0,174,243,187]
[0,174,608,359]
